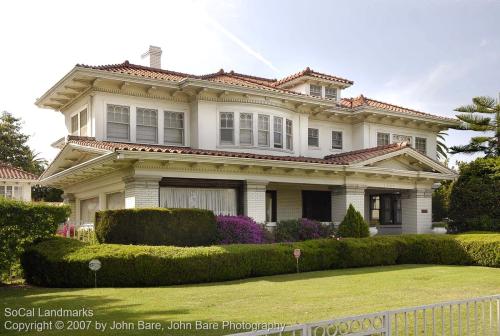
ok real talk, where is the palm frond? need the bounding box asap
[436,145,448,159]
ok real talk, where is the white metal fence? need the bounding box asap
[226,295,500,336]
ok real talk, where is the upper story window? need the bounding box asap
[325,87,337,100]
[0,185,21,200]
[332,131,343,149]
[164,111,184,145]
[240,113,253,146]
[392,134,412,145]
[107,104,130,141]
[415,137,427,154]
[70,108,88,136]
[136,108,158,143]
[286,119,293,150]
[258,114,270,147]
[377,132,390,146]
[220,112,234,145]
[310,84,322,97]
[308,128,319,147]
[273,117,283,148]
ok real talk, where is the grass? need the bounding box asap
[1,265,499,336]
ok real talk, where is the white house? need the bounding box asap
[0,162,37,201]
[36,47,458,233]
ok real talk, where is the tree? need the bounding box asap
[450,96,500,157]
[436,131,448,160]
[0,111,46,175]
[432,180,452,221]
[337,204,369,238]
[448,157,500,232]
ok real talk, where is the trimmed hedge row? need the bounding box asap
[95,208,217,246]
[21,233,499,287]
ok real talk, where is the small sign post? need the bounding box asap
[88,259,101,288]
[293,249,301,273]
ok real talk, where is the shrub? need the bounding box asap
[95,208,217,246]
[337,204,369,238]
[275,218,332,242]
[448,157,500,232]
[0,198,70,280]
[21,233,499,287]
[432,180,452,221]
[216,215,265,244]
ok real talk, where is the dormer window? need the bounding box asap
[310,84,322,97]
[325,87,337,100]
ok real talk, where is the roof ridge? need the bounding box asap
[275,67,354,86]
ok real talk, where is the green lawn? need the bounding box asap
[1,265,499,336]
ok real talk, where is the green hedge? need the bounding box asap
[0,198,70,279]
[21,233,499,287]
[95,208,217,246]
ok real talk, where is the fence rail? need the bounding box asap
[226,295,500,336]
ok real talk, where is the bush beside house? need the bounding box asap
[21,233,499,287]
[275,218,332,242]
[216,215,266,244]
[95,208,217,246]
[337,204,370,238]
[0,198,70,281]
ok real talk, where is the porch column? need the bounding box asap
[123,176,161,208]
[62,193,76,223]
[331,185,366,223]
[401,189,432,234]
[244,180,268,223]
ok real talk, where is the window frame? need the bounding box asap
[377,132,390,146]
[136,107,158,144]
[331,130,343,150]
[106,104,130,141]
[70,114,79,135]
[164,111,185,146]
[325,87,337,100]
[219,112,235,145]
[286,119,293,151]
[258,114,270,147]
[415,137,427,154]
[239,113,253,146]
[308,128,319,147]
[273,116,283,149]
[310,84,322,97]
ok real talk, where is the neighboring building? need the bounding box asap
[36,47,458,233]
[0,162,38,201]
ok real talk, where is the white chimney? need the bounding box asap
[141,45,162,69]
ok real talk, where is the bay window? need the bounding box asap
[258,114,270,146]
[220,112,234,145]
[239,113,253,145]
[273,117,283,148]
[286,119,293,150]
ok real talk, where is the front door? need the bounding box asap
[302,191,332,221]
[371,194,402,225]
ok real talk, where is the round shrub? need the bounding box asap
[275,218,332,242]
[95,208,217,246]
[448,157,500,232]
[216,215,265,244]
[337,204,369,238]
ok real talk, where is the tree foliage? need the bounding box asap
[448,157,500,232]
[450,96,500,157]
[432,180,452,221]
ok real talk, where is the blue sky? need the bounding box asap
[0,0,498,166]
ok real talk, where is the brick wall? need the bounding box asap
[123,177,161,208]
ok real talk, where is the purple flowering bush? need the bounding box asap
[216,215,266,244]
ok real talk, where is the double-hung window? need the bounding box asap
[107,104,130,141]
[0,186,21,200]
[79,109,88,135]
[377,132,390,146]
[332,131,343,149]
[415,137,427,154]
[220,112,234,145]
[308,128,319,147]
[239,113,253,145]
[164,111,185,145]
[136,108,158,143]
[310,84,322,97]
[258,115,270,146]
[273,117,283,148]
[70,108,88,136]
[71,114,79,135]
[286,119,293,150]
[325,87,337,100]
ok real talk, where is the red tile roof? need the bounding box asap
[0,162,38,180]
[275,67,354,86]
[340,95,456,122]
[66,136,416,166]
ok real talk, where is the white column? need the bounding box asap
[401,189,433,234]
[244,180,268,223]
[62,193,76,223]
[123,176,161,208]
[331,185,366,223]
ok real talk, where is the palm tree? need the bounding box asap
[436,131,448,160]
[450,96,500,157]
